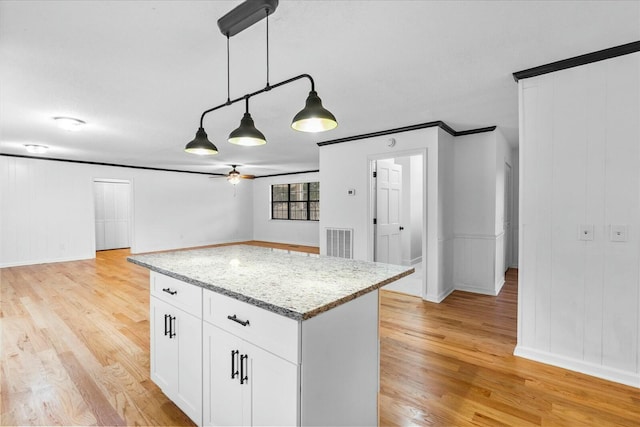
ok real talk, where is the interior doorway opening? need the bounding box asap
[369,153,424,298]
[93,179,132,252]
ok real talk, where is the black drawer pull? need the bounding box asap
[227,314,250,327]
[162,287,177,295]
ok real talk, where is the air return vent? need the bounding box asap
[326,228,353,259]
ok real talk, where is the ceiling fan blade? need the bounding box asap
[240,174,255,179]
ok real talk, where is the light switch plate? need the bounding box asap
[610,225,628,242]
[579,224,594,241]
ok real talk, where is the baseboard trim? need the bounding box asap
[424,286,455,303]
[494,278,506,295]
[454,282,498,296]
[514,345,640,389]
[1,253,95,268]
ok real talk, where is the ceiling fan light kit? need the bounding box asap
[185,0,338,160]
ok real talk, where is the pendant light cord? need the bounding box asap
[226,34,231,104]
[265,8,270,90]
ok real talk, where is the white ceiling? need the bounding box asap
[1,0,639,176]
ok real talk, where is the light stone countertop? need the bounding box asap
[128,245,414,320]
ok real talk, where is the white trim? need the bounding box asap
[514,345,640,389]
[425,286,455,303]
[454,232,505,240]
[1,254,95,268]
[454,283,499,296]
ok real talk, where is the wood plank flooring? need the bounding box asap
[1,245,639,426]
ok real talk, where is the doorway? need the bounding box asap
[94,179,131,251]
[370,154,424,297]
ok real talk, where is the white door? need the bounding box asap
[150,297,178,395]
[375,159,403,264]
[94,180,130,250]
[203,323,244,427]
[249,342,298,426]
[174,308,202,426]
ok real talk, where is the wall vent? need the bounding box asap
[326,228,353,259]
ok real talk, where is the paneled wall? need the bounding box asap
[252,172,320,247]
[0,156,253,267]
[517,52,640,387]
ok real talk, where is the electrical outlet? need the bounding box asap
[578,224,594,241]
[610,225,628,242]
[347,188,356,196]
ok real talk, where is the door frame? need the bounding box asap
[91,177,135,253]
[367,148,429,299]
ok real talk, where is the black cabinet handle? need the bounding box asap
[240,354,248,384]
[231,350,239,379]
[227,314,250,327]
[399,226,404,231]
[164,314,170,336]
[162,287,177,295]
[169,315,176,338]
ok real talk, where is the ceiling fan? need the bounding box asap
[212,165,255,184]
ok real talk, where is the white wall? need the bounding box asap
[453,131,503,295]
[319,127,447,302]
[0,156,253,266]
[511,148,519,267]
[252,172,320,247]
[517,52,640,388]
[437,129,455,301]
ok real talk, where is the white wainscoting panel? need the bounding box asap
[453,233,502,296]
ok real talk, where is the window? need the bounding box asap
[271,182,319,221]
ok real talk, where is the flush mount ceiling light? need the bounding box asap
[24,144,49,154]
[53,116,85,131]
[185,0,337,156]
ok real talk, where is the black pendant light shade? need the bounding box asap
[228,112,267,146]
[185,127,219,155]
[291,90,338,132]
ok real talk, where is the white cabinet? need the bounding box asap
[149,271,380,427]
[150,272,202,426]
[202,303,298,426]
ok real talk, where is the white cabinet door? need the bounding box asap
[150,296,178,393]
[204,322,298,426]
[203,322,245,427]
[248,342,298,426]
[151,296,202,426]
[175,307,202,426]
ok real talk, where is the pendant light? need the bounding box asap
[184,127,219,155]
[228,98,267,146]
[291,90,338,132]
[185,0,338,157]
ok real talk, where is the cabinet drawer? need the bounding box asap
[151,271,202,318]
[203,289,299,364]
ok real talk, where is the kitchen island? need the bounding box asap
[128,244,413,426]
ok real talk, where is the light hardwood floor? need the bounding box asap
[1,244,639,426]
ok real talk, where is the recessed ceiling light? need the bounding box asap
[24,144,49,154]
[53,116,86,131]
